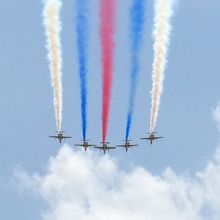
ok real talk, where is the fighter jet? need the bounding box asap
[94,142,115,154]
[75,140,96,151]
[49,131,72,143]
[116,140,138,152]
[141,132,163,144]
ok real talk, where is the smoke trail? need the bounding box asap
[100,0,116,142]
[149,0,175,133]
[43,0,63,132]
[125,0,146,140]
[76,0,88,141]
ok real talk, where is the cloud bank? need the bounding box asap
[16,107,220,220]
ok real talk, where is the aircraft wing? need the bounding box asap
[155,136,163,139]
[107,147,116,149]
[49,136,58,138]
[129,144,138,147]
[63,136,72,138]
[87,144,96,147]
[116,145,125,147]
[94,146,103,149]
[140,137,150,140]
[94,146,115,149]
[74,144,83,146]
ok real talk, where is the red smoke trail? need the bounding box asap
[100,0,115,143]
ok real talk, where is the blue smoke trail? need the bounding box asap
[125,0,146,140]
[76,0,88,141]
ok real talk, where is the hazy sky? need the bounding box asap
[0,0,220,219]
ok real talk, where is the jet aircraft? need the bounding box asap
[94,142,115,154]
[75,140,96,151]
[116,140,138,152]
[141,132,163,144]
[49,131,72,143]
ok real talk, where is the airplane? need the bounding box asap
[116,140,138,152]
[75,140,96,151]
[140,132,163,144]
[49,131,72,143]
[94,142,116,154]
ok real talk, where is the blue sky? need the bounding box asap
[0,0,220,219]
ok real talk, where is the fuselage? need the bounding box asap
[101,144,109,154]
[57,134,64,143]
[124,142,131,151]
[82,142,89,151]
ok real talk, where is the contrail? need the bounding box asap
[100,0,116,143]
[149,0,175,133]
[43,0,63,132]
[76,0,88,141]
[125,0,146,140]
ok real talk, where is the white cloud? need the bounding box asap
[15,107,220,220]
[16,145,220,220]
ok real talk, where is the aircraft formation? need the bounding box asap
[49,131,163,154]
[43,0,175,154]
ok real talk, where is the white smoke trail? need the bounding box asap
[43,0,63,132]
[149,0,175,133]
